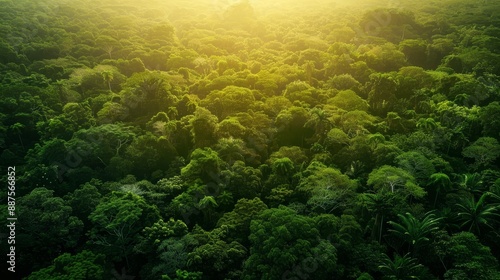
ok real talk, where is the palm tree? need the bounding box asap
[193,57,211,77]
[386,112,402,132]
[101,70,114,92]
[198,195,219,228]
[379,253,426,280]
[304,107,332,144]
[455,192,500,236]
[361,192,395,243]
[416,117,438,132]
[409,89,429,112]
[55,79,70,102]
[216,191,233,209]
[215,137,246,165]
[388,211,442,254]
[457,173,484,196]
[368,132,385,150]
[429,173,451,207]
[272,157,295,178]
[418,100,432,114]
[10,122,25,150]
[138,76,165,100]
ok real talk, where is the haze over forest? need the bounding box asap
[1,0,500,279]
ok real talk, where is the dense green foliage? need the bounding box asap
[1,0,500,279]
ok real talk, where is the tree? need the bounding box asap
[457,173,485,195]
[462,137,500,169]
[304,107,333,144]
[97,101,129,124]
[427,37,454,69]
[378,253,431,280]
[138,219,190,279]
[216,198,268,245]
[358,192,397,243]
[258,96,293,118]
[189,107,219,148]
[123,133,177,180]
[271,157,295,178]
[61,124,137,180]
[217,117,246,139]
[340,110,377,137]
[181,148,224,182]
[455,192,500,236]
[399,39,428,67]
[242,206,337,280]
[88,192,160,268]
[479,101,500,139]
[298,161,357,213]
[17,188,83,272]
[416,117,438,132]
[120,71,177,118]
[436,232,500,280]
[368,133,386,150]
[327,74,362,92]
[139,218,188,250]
[328,90,369,112]
[134,218,190,276]
[164,270,202,280]
[65,180,102,227]
[395,151,436,183]
[202,86,255,119]
[96,35,120,59]
[197,195,219,228]
[145,22,175,43]
[60,102,96,132]
[367,73,398,116]
[360,43,407,72]
[168,183,207,226]
[283,80,318,105]
[385,112,404,133]
[186,230,247,278]
[372,142,403,167]
[275,106,313,147]
[10,122,25,150]
[325,128,350,151]
[429,173,451,207]
[214,137,253,165]
[26,250,109,280]
[388,212,442,255]
[70,65,124,97]
[100,70,114,92]
[224,161,263,199]
[367,165,426,199]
